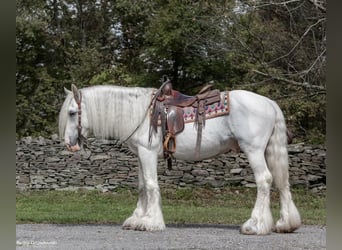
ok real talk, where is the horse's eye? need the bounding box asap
[69,111,77,116]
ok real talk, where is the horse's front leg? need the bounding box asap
[122,162,147,230]
[123,145,165,232]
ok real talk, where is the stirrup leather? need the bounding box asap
[163,132,176,153]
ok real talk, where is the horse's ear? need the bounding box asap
[71,84,81,103]
[64,87,72,95]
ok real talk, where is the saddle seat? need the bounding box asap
[149,80,222,167]
[160,84,215,107]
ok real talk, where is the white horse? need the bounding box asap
[59,84,301,235]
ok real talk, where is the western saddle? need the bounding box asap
[149,77,222,168]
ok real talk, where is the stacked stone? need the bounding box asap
[16,136,326,193]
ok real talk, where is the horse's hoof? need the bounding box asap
[122,225,132,230]
[122,216,165,232]
[274,218,301,233]
[136,217,165,232]
[240,225,258,235]
[240,218,272,235]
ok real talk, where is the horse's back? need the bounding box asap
[229,89,275,107]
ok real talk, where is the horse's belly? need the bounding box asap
[172,119,238,161]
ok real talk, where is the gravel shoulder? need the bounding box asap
[16,224,326,250]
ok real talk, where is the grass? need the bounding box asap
[16,187,326,225]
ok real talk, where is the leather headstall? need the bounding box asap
[75,91,83,144]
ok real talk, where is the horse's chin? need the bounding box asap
[66,143,81,152]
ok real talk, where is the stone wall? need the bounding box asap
[16,136,326,193]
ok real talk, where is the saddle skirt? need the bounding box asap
[183,92,229,123]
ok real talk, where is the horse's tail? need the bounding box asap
[265,101,289,185]
[265,101,301,232]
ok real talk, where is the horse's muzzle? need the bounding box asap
[66,143,81,152]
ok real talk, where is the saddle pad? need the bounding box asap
[183,91,229,123]
[151,91,229,125]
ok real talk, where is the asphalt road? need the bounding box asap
[16,224,326,250]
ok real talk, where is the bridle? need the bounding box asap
[75,91,85,145]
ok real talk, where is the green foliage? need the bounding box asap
[144,0,235,90]
[16,0,326,142]
[16,1,62,137]
[238,82,326,144]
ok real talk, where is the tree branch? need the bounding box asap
[252,69,326,91]
[306,0,326,13]
[301,48,326,75]
[252,0,301,8]
[252,0,326,13]
[268,17,325,64]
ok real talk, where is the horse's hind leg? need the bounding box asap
[274,180,301,233]
[265,144,301,233]
[240,150,274,235]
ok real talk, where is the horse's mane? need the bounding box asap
[59,85,153,141]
